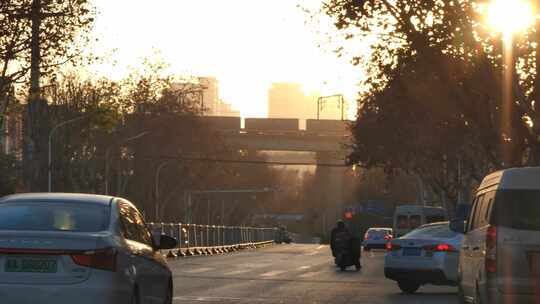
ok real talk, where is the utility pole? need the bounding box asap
[317,94,346,120]
[30,0,41,98]
[24,0,50,191]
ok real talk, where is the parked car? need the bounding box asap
[362,228,393,251]
[452,167,540,304]
[384,221,463,294]
[0,193,177,304]
[393,205,448,237]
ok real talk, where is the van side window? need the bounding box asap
[469,194,485,231]
[482,191,495,226]
[474,195,486,230]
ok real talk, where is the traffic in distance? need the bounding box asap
[0,167,539,303]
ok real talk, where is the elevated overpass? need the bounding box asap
[200,116,353,234]
[201,116,351,154]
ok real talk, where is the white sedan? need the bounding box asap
[0,193,177,304]
[384,222,463,294]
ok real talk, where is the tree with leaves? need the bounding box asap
[1,0,95,191]
[320,0,540,211]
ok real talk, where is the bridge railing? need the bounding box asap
[148,222,278,257]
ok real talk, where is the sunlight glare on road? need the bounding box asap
[484,0,535,40]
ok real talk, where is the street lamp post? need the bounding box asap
[104,131,149,195]
[154,159,181,221]
[48,115,88,192]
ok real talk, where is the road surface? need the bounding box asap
[169,244,458,304]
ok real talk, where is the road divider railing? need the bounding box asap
[148,223,278,258]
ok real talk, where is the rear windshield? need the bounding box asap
[494,190,540,231]
[0,202,110,232]
[404,224,457,239]
[368,229,389,236]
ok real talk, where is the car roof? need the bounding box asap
[479,167,540,191]
[368,227,392,230]
[395,205,446,213]
[418,221,450,229]
[0,193,115,206]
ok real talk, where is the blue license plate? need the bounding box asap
[403,248,422,256]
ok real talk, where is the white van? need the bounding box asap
[454,167,540,304]
[393,205,448,237]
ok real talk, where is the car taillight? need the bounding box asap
[384,235,392,241]
[422,243,456,252]
[386,242,401,251]
[364,232,369,241]
[486,225,497,273]
[71,247,117,272]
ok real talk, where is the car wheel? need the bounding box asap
[398,280,420,294]
[164,279,173,304]
[131,286,140,304]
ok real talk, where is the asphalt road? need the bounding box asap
[169,244,458,304]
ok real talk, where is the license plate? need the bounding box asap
[5,258,58,273]
[403,248,422,256]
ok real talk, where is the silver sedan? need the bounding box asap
[384,222,463,294]
[0,193,177,304]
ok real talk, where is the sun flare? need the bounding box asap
[485,0,536,37]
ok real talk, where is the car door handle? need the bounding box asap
[472,246,480,251]
[462,246,470,250]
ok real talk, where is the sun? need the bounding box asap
[484,0,536,37]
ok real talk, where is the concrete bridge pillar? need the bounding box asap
[315,152,347,238]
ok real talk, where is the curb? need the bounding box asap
[162,242,276,259]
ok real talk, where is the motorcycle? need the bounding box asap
[333,238,361,271]
[335,249,355,271]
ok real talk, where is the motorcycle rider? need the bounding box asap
[330,220,361,270]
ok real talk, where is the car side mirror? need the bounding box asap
[155,234,178,250]
[450,219,467,234]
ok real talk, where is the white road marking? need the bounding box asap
[298,271,319,278]
[223,269,251,275]
[183,267,214,274]
[238,262,271,268]
[297,266,311,270]
[260,270,287,277]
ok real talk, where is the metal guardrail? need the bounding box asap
[148,222,278,258]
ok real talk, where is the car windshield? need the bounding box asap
[404,224,457,239]
[0,202,110,232]
[368,230,388,236]
[494,190,540,231]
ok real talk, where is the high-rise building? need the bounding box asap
[267,83,345,121]
[268,83,316,120]
[199,77,219,115]
[216,100,241,117]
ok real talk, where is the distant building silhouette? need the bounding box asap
[174,77,240,117]
[267,83,344,122]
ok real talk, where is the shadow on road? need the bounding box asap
[386,291,457,298]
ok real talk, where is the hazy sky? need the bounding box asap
[90,0,364,118]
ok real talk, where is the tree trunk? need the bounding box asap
[23,0,49,191]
